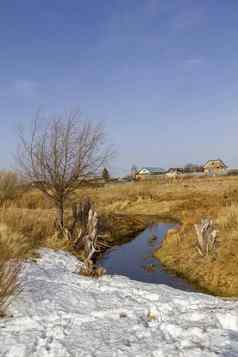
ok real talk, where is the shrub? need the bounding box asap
[0,225,28,317]
[0,171,19,206]
[102,167,110,181]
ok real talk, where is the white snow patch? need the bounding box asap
[216,312,238,331]
[0,248,238,357]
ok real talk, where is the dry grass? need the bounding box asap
[0,259,21,317]
[74,176,238,296]
[144,177,238,296]
[155,204,238,297]
[0,224,32,316]
[73,176,232,215]
[1,175,238,298]
[218,204,238,231]
[0,171,19,206]
[0,206,55,246]
[13,189,54,210]
[0,204,56,317]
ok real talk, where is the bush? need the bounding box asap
[0,225,27,317]
[102,168,110,182]
[0,171,19,205]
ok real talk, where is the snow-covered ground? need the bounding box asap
[1,249,238,357]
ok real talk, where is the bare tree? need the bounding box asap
[102,167,110,182]
[130,165,138,180]
[18,111,111,232]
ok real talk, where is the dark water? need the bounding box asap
[99,223,195,292]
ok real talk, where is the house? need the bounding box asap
[166,168,184,178]
[136,167,165,179]
[203,159,227,175]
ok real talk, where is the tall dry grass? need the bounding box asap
[156,199,238,296]
[0,203,56,317]
[217,204,238,231]
[0,174,238,298]
[74,176,236,214]
[0,171,19,206]
[0,261,21,317]
[0,224,32,316]
[0,205,55,244]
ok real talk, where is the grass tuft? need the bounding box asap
[0,224,27,317]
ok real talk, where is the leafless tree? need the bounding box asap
[130,165,138,180]
[18,111,112,232]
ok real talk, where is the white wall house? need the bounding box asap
[137,167,165,176]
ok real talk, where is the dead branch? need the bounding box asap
[69,198,109,276]
[194,219,217,256]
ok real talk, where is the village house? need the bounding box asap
[203,159,227,175]
[166,168,184,178]
[136,167,165,179]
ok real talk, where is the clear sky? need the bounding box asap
[0,0,238,175]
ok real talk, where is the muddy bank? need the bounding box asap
[99,223,196,292]
[101,213,178,247]
[153,225,238,297]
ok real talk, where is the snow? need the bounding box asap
[1,248,238,356]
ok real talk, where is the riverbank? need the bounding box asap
[99,222,196,291]
[1,248,238,357]
[75,176,238,297]
[1,175,238,297]
[154,206,238,297]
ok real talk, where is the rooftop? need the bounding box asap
[139,167,165,174]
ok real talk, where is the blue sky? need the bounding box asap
[0,0,238,175]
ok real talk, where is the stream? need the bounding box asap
[99,223,195,292]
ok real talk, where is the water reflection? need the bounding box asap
[99,223,195,292]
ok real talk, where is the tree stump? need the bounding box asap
[194,219,217,256]
[70,197,109,275]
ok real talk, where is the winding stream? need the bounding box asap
[99,223,195,292]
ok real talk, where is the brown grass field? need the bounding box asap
[75,176,238,297]
[1,174,238,304]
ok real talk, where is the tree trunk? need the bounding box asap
[194,219,217,256]
[56,199,64,231]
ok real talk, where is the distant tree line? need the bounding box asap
[183,163,204,173]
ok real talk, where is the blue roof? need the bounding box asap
[140,167,165,174]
